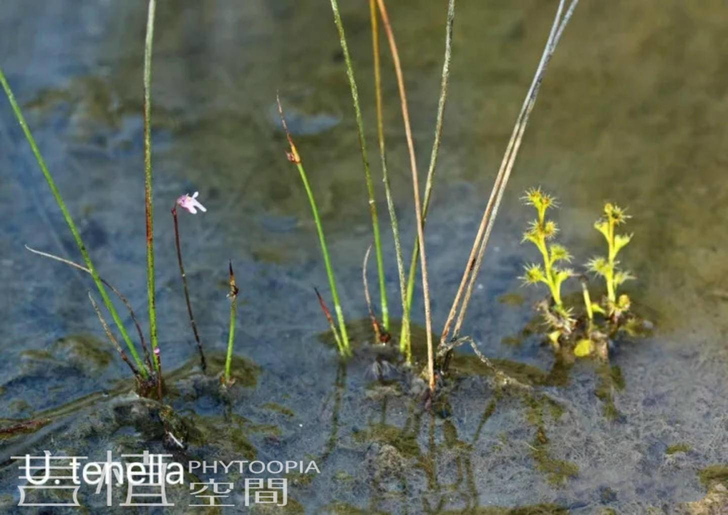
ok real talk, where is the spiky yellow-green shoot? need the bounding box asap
[587,203,634,319]
[520,188,574,314]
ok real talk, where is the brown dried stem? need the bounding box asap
[440,0,580,347]
[375,0,434,391]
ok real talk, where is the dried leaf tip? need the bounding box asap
[275,94,301,164]
[228,261,239,299]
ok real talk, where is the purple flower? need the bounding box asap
[176,191,207,214]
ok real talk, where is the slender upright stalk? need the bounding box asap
[605,216,616,303]
[369,0,405,345]
[375,0,435,391]
[277,96,351,356]
[400,0,456,358]
[143,0,159,370]
[441,0,580,346]
[0,68,147,376]
[172,207,207,372]
[224,262,239,385]
[329,0,389,330]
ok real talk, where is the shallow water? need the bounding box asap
[1,0,728,513]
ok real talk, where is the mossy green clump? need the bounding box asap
[165,352,259,390]
[53,334,114,370]
[262,403,296,417]
[183,413,260,460]
[321,502,388,515]
[595,364,625,421]
[523,394,578,486]
[251,498,305,514]
[665,443,691,455]
[440,506,567,515]
[499,292,526,307]
[449,354,552,387]
[698,465,728,488]
[531,443,580,486]
[353,424,420,459]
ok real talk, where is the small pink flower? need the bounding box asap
[176,191,207,214]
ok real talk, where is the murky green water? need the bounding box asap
[1,0,728,513]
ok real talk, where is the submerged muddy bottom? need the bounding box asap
[2,0,728,513]
[1,204,727,514]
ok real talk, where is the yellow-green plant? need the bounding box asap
[520,188,574,315]
[587,203,634,320]
[574,277,595,358]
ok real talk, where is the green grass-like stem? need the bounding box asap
[369,0,406,347]
[0,67,147,376]
[224,262,238,385]
[143,0,159,370]
[329,0,389,331]
[277,97,350,356]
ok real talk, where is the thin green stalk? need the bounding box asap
[369,0,405,345]
[329,0,389,331]
[277,97,351,356]
[224,262,239,385]
[400,0,456,359]
[143,0,159,370]
[0,67,147,376]
[606,216,616,303]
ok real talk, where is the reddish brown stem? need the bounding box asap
[171,206,207,372]
[315,287,343,351]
